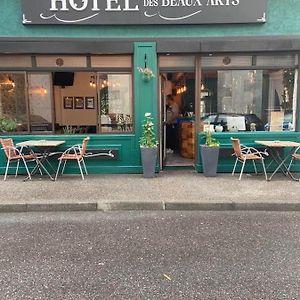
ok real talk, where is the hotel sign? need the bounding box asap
[21,0,267,25]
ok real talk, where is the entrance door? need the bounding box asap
[159,75,167,169]
[160,71,196,168]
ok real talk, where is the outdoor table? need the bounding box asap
[255,140,300,181]
[16,140,65,181]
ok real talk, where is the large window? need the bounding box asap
[28,73,53,132]
[0,54,133,134]
[98,73,133,132]
[200,55,298,132]
[0,72,28,132]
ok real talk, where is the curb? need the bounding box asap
[0,203,97,213]
[165,202,300,211]
[98,201,165,211]
[0,201,300,213]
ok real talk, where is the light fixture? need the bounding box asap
[0,76,15,91]
[41,86,47,95]
[176,76,187,95]
[89,75,96,88]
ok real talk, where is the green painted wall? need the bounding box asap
[0,134,140,175]
[197,131,300,173]
[1,0,300,38]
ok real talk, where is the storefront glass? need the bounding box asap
[200,55,298,133]
[0,55,134,134]
[28,73,53,132]
[0,72,28,132]
[98,73,133,133]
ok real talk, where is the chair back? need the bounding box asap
[80,137,90,156]
[231,137,243,158]
[0,138,17,159]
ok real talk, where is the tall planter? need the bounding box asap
[140,147,158,178]
[200,145,220,177]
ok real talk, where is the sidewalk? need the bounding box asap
[0,170,300,212]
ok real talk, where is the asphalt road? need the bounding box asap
[0,211,299,300]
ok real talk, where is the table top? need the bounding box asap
[17,140,65,147]
[255,140,300,148]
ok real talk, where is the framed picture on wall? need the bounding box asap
[63,96,73,109]
[85,96,95,109]
[74,97,84,109]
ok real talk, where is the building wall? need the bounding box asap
[0,1,300,175]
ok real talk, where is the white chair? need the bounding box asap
[0,138,38,180]
[287,146,300,174]
[55,137,90,180]
[231,137,268,180]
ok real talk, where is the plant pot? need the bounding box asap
[142,74,152,82]
[140,147,158,178]
[200,145,219,177]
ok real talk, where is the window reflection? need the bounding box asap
[200,69,297,132]
[98,73,133,132]
[0,73,27,132]
[28,73,53,132]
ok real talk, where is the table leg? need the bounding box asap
[267,148,299,181]
[24,149,55,181]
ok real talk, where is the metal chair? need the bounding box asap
[231,137,268,180]
[287,146,300,173]
[0,138,38,180]
[55,137,90,180]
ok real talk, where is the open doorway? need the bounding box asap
[160,72,196,168]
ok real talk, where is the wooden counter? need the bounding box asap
[180,121,195,159]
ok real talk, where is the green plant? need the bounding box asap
[137,67,155,79]
[63,125,77,134]
[204,130,220,147]
[140,113,158,148]
[0,117,17,132]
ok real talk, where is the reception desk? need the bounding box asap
[179,121,195,159]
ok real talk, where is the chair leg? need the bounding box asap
[287,157,294,171]
[77,159,85,180]
[261,158,268,181]
[61,160,67,174]
[55,159,62,181]
[15,159,20,177]
[232,158,238,176]
[4,159,10,181]
[22,157,31,180]
[82,158,88,175]
[239,160,246,180]
[252,160,258,174]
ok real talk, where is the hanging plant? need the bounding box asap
[137,67,155,81]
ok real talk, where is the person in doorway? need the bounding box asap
[166,94,179,153]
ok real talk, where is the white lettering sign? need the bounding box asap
[23,0,266,25]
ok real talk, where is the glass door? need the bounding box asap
[159,71,196,167]
[159,74,167,169]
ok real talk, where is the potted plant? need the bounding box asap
[200,129,220,177]
[140,112,158,178]
[0,116,18,133]
[63,125,77,134]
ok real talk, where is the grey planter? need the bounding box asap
[140,147,158,178]
[200,145,220,177]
